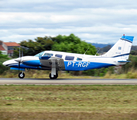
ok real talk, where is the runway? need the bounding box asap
[0,78,137,85]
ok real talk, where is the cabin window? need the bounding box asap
[65,56,74,60]
[44,53,53,56]
[55,54,62,58]
[77,58,82,61]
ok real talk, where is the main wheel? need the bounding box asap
[49,73,58,79]
[18,72,25,79]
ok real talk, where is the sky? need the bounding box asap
[1,0,137,44]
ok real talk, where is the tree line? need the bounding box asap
[13,34,96,57]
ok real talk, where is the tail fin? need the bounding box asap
[102,35,134,59]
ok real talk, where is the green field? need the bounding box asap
[0,85,137,120]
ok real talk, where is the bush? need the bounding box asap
[82,67,115,77]
[0,51,10,74]
[121,55,137,73]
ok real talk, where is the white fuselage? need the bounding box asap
[3,51,126,71]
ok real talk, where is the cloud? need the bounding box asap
[1,0,137,12]
[0,0,137,45]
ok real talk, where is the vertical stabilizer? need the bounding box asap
[102,35,134,59]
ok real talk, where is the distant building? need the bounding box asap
[0,41,7,55]
[0,40,20,57]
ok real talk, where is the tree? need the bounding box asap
[0,51,10,74]
[13,36,54,57]
[52,34,96,55]
[121,55,137,73]
[13,34,96,57]
[130,50,137,55]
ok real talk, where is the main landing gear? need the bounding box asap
[18,72,25,79]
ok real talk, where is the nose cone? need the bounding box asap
[3,61,8,66]
[3,59,18,67]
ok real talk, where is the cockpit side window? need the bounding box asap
[55,54,62,58]
[44,53,53,56]
[65,56,74,60]
[77,58,82,61]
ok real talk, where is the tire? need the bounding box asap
[18,72,25,79]
[49,73,58,79]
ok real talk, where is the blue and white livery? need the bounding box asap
[3,35,134,79]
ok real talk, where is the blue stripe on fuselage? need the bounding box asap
[9,60,115,71]
[64,61,114,71]
[112,53,129,58]
[8,63,38,69]
[23,60,41,66]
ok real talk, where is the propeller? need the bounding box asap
[19,46,21,70]
[18,46,23,70]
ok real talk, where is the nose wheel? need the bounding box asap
[18,72,25,79]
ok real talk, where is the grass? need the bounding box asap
[103,68,137,79]
[2,68,137,79]
[0,70,95,79]
[0,85,137,119]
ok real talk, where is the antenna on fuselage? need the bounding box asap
[18,46,23,70]
[19,46,24,57]
[19,46,20,58]
[84,47,89,55]
[19,46,21,70]
[95,47,102,56]
[22,47,23,57]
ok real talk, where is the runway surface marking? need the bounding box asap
[0,78,137,85]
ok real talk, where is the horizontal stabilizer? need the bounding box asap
[118,61,130,63]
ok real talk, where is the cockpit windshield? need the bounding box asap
[34,51,45,57]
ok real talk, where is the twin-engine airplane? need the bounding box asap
[3,35,134,79]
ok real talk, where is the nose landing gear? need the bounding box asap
[18,72,25,79]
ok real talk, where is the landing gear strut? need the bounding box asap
[50,59,58,79]
[49,73,58,79]
[18,72,25,79]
